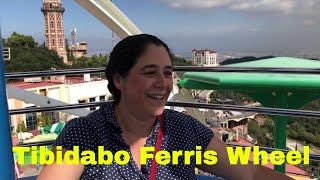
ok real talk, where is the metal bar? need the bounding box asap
[9,101,320,119]
[167,102,320,119]
[0,28,15,180]
[9,101,106,115]
[173,66,320,74]
[5,67,105,79]
[17,140,55,147]
[5,66,320,79]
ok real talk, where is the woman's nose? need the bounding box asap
[155,74,166,88]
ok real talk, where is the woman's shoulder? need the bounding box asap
[163,109,214,149]
[55,102,116,150]
[164,109,200,124]
[163,108,210,132]
[64,102,115,133]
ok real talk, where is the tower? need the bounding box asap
[41,0,68,63]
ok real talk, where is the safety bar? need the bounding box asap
[9,101,320,119]
[5,66,320,79]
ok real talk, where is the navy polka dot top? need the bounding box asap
[55,102,214,179]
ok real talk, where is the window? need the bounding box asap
[50,112,59,123]
[89,97,96,111]
[59,38,63,46]
[26,109,37,131]
[52,38,55,46]
[50,21,54,28]
[78,100,86,103]
[40,89,47,96]
[99,95,105,101]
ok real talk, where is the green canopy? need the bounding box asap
[180,57,320,94]
[178,57,320,173]
[42,122,65,135]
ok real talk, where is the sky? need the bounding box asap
[0,0,320,58]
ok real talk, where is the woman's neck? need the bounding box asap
[114,102,156,138]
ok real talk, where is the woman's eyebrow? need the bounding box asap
[164,66,173,71]
[140,64,173,71]
[140,64,157,71]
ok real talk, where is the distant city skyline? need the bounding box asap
[1,0,320,58]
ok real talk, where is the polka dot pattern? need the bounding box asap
[55,102,214,179]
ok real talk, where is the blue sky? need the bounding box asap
[1,0,320,57]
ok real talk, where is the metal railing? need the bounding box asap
[5,66,320,179]
[6,66,320,79]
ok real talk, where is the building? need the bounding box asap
[69,41,88,58]
[2,47,10,61]
[68,28,88,59]
[192,48,218,66]
[8,75,111,132]
[41,0,68,63]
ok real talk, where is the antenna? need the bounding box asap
[71,28,76,46]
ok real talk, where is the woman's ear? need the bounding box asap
[113,74,122,90]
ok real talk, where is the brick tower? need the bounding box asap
[41,0,68,63]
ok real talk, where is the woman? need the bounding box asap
[38,34,293,180]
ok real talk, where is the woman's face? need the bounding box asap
[115,44,173,117]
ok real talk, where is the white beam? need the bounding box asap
[7,85,91,117]
[74,0,142,39]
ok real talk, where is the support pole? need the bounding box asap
[0,27,15,179]
[273,92,288,174]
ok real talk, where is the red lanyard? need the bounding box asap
[149,114,164,180]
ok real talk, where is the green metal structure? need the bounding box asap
[178,57,320,173]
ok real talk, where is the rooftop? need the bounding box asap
[8,76,105,89]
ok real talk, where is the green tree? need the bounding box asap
[7,32,37,48]
[16,122,27,133]
[3,32,66,73]
[248,117,274,147]
[37,112,53,127]
[209,90,254,105]
[288,99,320,147]
[172,56,192,66]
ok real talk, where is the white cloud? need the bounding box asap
[161,0,233,9]
[248,28,259,32]
[159,0,320,17]
[302,19,316,26]
[166,24,240,36]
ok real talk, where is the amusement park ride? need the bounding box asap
[1,0,320,180]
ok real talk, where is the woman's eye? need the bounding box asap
[144,72,155,75]
[165,72,173,76]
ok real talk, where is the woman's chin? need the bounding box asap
[151,107,165,116]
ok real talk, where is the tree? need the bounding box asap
[37,113,52,128]
[287,99,320,147]
[4,32,65,73]
[16,122,27,133]
[7,32,37,48]
[172,55,192,66]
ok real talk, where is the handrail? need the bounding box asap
[5,66,320,79]
[6,68,320,179]
[9,101,320,119]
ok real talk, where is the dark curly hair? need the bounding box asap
[105,34,172,104]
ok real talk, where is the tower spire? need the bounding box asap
[41,0,68,63]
